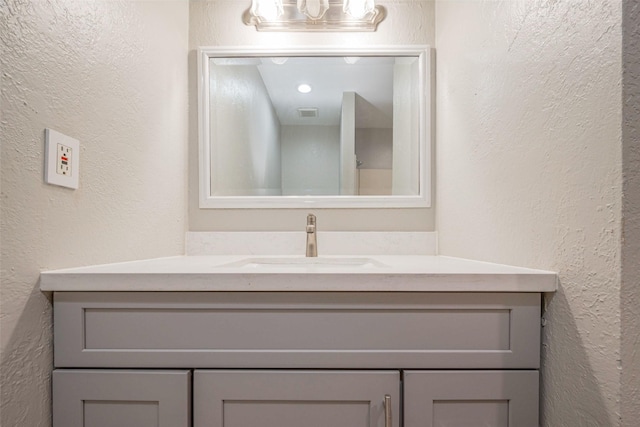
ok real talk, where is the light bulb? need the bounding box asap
[343,0,375,19]
[297,84,312,93]
[251,0,284,21]
[297,0,329,20]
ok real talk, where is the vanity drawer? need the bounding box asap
[53,292,540,369]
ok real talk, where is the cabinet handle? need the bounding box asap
[384,394,392,427]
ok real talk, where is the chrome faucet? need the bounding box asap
[306,213,318,257]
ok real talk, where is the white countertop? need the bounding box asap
[40,255,557,292]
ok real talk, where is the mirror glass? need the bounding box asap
[198,47,431,208]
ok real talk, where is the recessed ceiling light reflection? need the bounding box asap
[297,84,312,93]
[271,57,288,65]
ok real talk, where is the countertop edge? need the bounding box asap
[40,271,558,293]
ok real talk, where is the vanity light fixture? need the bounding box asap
[343,0,374,19]
[297,0,329,20]
[244,0,385,31]
[250,0,284,21]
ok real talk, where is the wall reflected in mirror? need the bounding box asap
[208,55,420,198]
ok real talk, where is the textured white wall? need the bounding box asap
[621,1,640,425]
[0,0,188,425]
[210,64,281,195]
[392,59,420,195]
[189,0,436,231]
[435,1,623,426]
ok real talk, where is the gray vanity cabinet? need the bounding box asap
[194,370,400,427]
[51,291,543,427]
[52,370,191,427]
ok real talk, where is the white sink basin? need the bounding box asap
[222,256,387,269]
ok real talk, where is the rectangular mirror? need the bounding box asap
[198,46,432,208]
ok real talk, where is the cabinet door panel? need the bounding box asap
[404,371,538,427]
[52,370,191,427]
[194,370,399,427]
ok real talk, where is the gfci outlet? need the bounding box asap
[57,143,72,176]
[45,129,80,189]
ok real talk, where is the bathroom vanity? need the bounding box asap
[42,255,556,427]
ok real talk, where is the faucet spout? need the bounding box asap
[306,213,318,257]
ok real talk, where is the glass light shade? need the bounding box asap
[343,0,375,19]
[243,0,386,31]
[297,0,329,20]
[251,0,284,20]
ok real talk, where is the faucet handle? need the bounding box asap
[307,213,316,226]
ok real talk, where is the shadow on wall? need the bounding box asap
[540,281,616,427]
[0,284,53,426]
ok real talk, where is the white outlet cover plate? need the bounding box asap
[45,128,80,189]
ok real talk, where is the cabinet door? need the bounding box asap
[404,370,539,427]
[53,370,191,427]
[194,370,399,427]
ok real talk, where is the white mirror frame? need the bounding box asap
[198,45,432,209]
